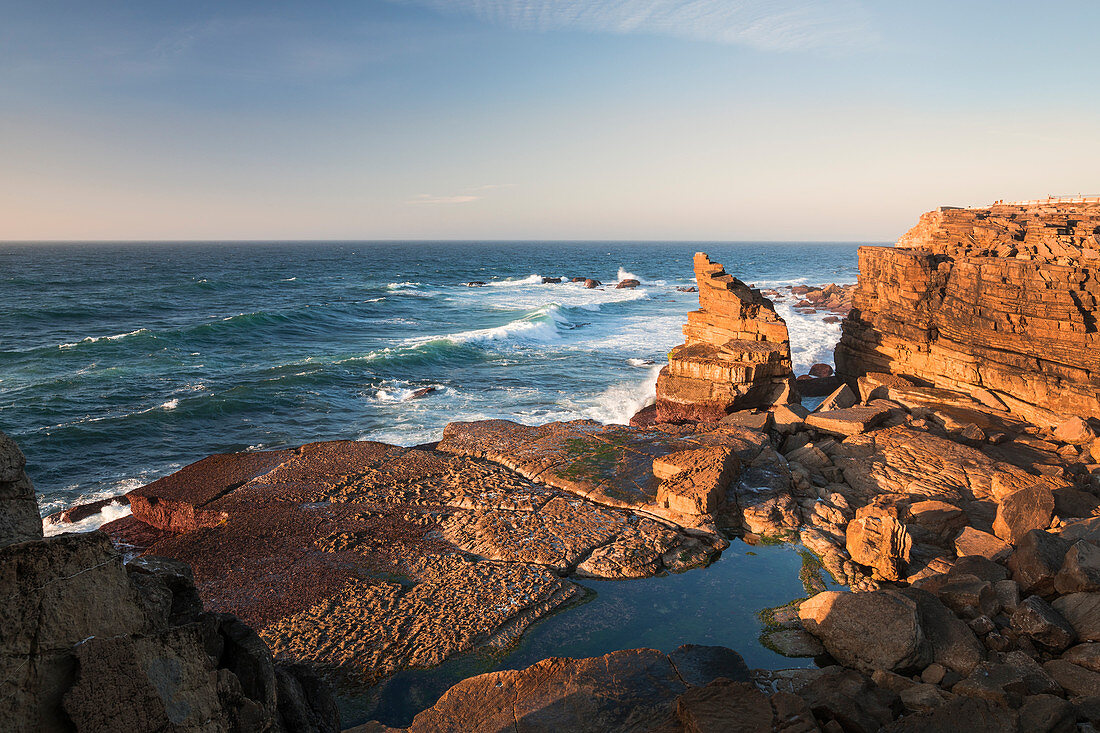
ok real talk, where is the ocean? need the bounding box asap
[0,241,864,526]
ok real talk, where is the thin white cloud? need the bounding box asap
[408,194,482,204]
[407,183,515,205]
[392,0,873,51]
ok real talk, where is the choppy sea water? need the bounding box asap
[0,241,862,522]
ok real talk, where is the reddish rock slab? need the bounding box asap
[127,449,295,531]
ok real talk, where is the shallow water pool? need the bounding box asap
[340,538,837,728]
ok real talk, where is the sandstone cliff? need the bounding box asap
[656,253,796,422]
[836,202,1100,425]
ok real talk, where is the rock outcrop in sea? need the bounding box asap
[655,253,797,422]
[836,201,1100,426]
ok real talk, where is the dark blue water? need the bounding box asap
[0,241,861,519]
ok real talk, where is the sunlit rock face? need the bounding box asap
[837,202,1100,425]
[656,253,797,423]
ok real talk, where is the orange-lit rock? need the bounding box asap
[837,201,1100,425]
[656,253,796,422]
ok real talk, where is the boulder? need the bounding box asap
[615,279,640,289]
[772,403,810,433]
[541,277,562,284]
[808,363,834,378]
[805,405,893,437]
[1043,659,1100,697]
[1019,694,1076,733]
[952,652,1060,708]
[1011,596,1077,651]
[951,555,1010,583]
[1053,593,1100,642]
[673,679,774,732]
[1055,540,1100,594]
[798,590,931,673]
[907,501,967,542]
[897,587,985,676]
[1063,643,1100,673]
[800,666,901,733]
[954,527,1011,563]
[934,574,997,619]
[1054,417,1095,444]
[1008,530,1071,595]
[993,482,1055,545]
[816,383,858,412]
[584,278,601,288]
[846,513,912,581]
[882,697,1018,733]
[1052,487,1100,520]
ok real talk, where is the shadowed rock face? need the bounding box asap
[656,253,797,422]
[836,202,1100,425]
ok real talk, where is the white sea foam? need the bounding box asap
[774,302,844,374]
[59,328,148,349]
[281,277,297,281]
[387,281,421,289]
[160,398,179,410]
[413,304,570,347]
[487,274,544,287]
[369,380,453,403]
[42,501,132,537]
[570,364,662,425]
[627,357,656,367]
[616,267,639,282]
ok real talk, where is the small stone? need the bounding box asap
[921,663,946,685]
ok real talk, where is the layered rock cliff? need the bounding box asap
[836,201,1100,425]
[655,253,796,422]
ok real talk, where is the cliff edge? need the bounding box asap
[836,201,1100,425]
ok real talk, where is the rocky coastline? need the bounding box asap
[13,199,1100,732]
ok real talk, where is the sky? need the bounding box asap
[1,0,1098,241]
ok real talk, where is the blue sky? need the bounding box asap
[1,0,1097,240]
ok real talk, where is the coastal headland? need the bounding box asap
[9,199,1100,732]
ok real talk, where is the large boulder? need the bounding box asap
[799,590,931,673]
[1011,596,1077,652]
[882,696,1018,732]
[1055,540,1100,594]
[1053,593,1100,642]
[846,511,912,581]
[993,483,1055,545]
[1007,530,1071,596]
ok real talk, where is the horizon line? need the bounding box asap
[0,238,891,245]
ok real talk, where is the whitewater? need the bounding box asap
[0,241,864,524]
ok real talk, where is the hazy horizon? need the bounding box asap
[3,0,1097,241]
